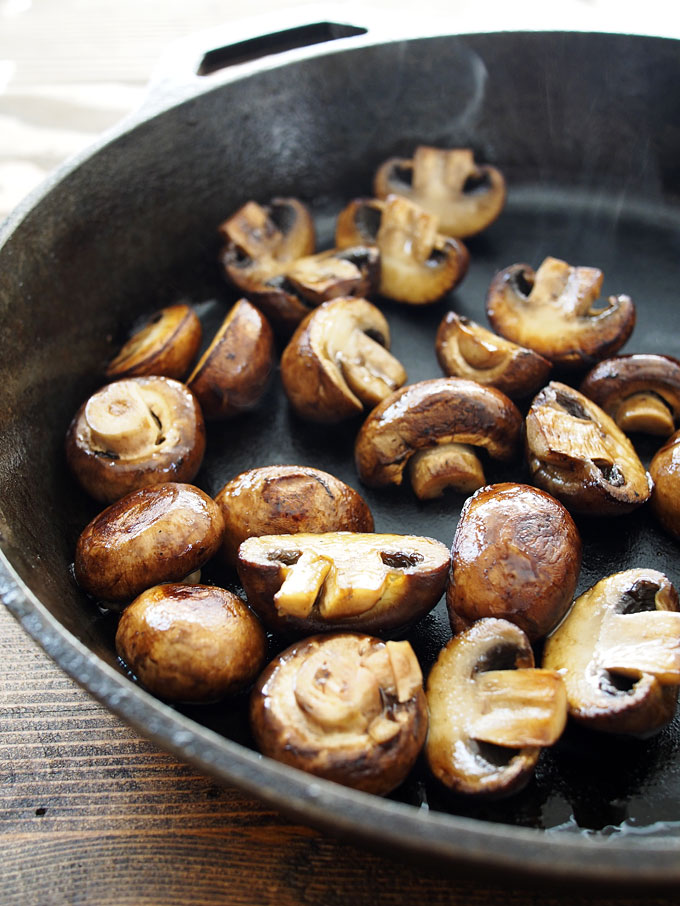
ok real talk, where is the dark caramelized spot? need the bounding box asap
[597,462,625,486]
[616,579,661,615]
[555,390,591,421]
[267,549,302,566]
[380,551,424,569]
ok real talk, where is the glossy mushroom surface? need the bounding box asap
[250,633,428,795]
[105,304,202,381]
[649,430,680,540]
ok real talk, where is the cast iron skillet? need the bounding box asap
[2,17,680,887]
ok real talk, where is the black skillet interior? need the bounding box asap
[2,28,680,862]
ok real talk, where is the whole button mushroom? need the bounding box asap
[215,465,374,566]
[543,569,680,736]
[426,619,567,797]
[649,430,680,540]
[486,256,636,368]
[116,584,267,703]
[250,633,428,795]
[65,376,206,503]
[74,482,224,605]
[448,483,582,642]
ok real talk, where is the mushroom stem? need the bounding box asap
[85,380,160,457]
[336,330,407,407]
[274,551,332,618]
[408,442,486,499]
[615,392,675,436]
[599,611,680,682]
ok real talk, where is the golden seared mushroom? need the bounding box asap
[448,483,582,642]
[580,354,680,438]
[354,378,522,500]
[219,196,316,273]
[650,430,680,540]
[543,569,680,736]
[238,532,449,636]
[216,465,374,566]
[187,298,274,420]
[525,381,652,516]
[335,195,469,304]
[486,257,636,368]
[74,483,224,605]
[426,619,567,797]
[374,146,506,238]
[280,297,407,423]
[105,304,202,381]
[115,584,267,702]
[435,312,551,399]
[250,633,428,795]
[65,376,206,503]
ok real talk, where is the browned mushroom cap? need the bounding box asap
[435,312,551,399]
[250,633,428,795]
[115,584,267,702]
[525,381,652,515]
[543,569,680,736]
[374,147,506,238]
[486,257,636,368]
[649,430,680,540]
[354,378,522,499]
[105,304,202,381]
[448,483,582,642]
[216,465,374,566]
[426,618,567,797]
[335,195,469,304]
[74,483,224,604]
[580,354,680,437]
[65,376,206,503]
[186,298,274,420]
[280,297,407,423]
[237,532,449,636]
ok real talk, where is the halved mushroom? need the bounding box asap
[525,381,652,515]
[237,532,450,636]
[65,376,206,503]
[105,304,202,381]
[187,298,274,420]
[218,196,315,271]
[335,195,469,304]
[116,584,267,702]
[426,618,567,797]
[216,465,374,566]
[486,257,636,368]
[543,569,680,736]
[649,430,680,540]
[580,354,680,437]
[280,297,407,423]
[250,633,428,795]
[74,482,224,605]
[354,378,522,499]
[448,483,582,642]
[435,312,551,399]
[374,146,506,238]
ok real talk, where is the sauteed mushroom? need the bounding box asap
[448,483,582,641]
[216,465,374,566]
[250,633,428,795]
[116,584,266,702]
[543,569,680,736]
[374,146,506,238]
[335,195,469,304]
[280,297,407,423]
[74,483,224,605]
[525,381,652,515]
[486,257,636,368]
[426,619,567,797]
[237,532,449,636]
[219,196,315,273]
[105,303,202,380]
[66,376,206,503]
[355,378,522,499]
[649,430,680,540]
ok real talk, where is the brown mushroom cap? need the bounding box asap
[354,377,523,499]
[280,296,407,423]
[215,465,374,566]
[435,311,551,399]
[649,429,680,540]
[187,298,274,420]
[105,304,202,381]
[525,381,652,516]
[115,584,267,702]
[74,482,225,604]
[448,483,582,642]
[335,195,469,304]
[486,257,636,368]
[65,376,206,503]
[250,633,428,795]
[543,569,680,736]
[237,531,450,636]
[426,618,567,797]
[374,146,506,238]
